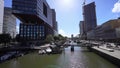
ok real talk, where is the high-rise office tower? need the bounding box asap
[51,9,58,35]
[79,21,84,35]
[12,0,57,41]
[83,2,97,33]
[3,7,16,38]
[0,0,4,34]
[79,21,86,39]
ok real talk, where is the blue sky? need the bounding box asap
[4,0,120,37]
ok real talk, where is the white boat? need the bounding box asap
[46,48,52,53]
[38,50,46,54]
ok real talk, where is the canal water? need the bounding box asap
[0,46,117,68]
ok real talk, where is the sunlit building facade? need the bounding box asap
[0,0,4,34]
[95,19,120,40]
[87,19,120,41]
[51,9,58,35]
[3,7,16,38]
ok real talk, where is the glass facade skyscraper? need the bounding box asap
[12,0,57,41]
[19,23,45,40]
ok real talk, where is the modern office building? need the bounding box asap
[51,9,58,35]
[12,0,57,41]
[3,7,16,38]
[79,21,86,39]
[87,19,120,41]
[19,23,46,41]
[83,2,97,34]
[12,0,52,26]
[0,0,4,34]
[79,21,84,35]
[55,21,58,32]
[95,19,120,40]
[53,21,58,35]
[116,27,120,40]
[87,30,95,40]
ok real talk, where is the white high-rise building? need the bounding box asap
[0,0,4,34]
[3,7,16,38]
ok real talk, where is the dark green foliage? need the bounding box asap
[45,34,54,43]
[53,34,67,45]
[54,35,60,41]
[54,34,67,41]
[15,34,20,42]
[0,34,11,46]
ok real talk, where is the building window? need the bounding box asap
[43,3,47,17]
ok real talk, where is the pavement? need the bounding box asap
[92,46,120,60]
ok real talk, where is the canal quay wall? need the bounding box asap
[91,47,120,67]
[0,51,33,63]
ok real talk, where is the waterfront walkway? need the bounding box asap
[79,40,120,61]
[92,46,120,60]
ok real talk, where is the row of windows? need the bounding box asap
[20,31,44,36]
[13,0,36,5]
[13,2,36,9]
[20,25,44,28]
[25,31,44,34]
[22,33,44,37]
[20,25,45,39]
[20,36,44,40]
[13,6,36,12]
[13,0,49,19]
[20,33,45,39]
[20,33,44,37]
[20,25,44,31]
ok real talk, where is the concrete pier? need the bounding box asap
[91,46,120,67]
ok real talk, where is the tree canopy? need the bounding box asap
[0,34,11,46]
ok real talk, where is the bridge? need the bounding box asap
[64,40,99,47]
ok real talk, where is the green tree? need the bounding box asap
[15,34,20,42]
[54,35,60,41]
[0,34,11,46]
[45,34,54,43]
[53,34,67,45]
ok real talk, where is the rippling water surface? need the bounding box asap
[0,46,117,68]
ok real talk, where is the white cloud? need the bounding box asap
[112,0,120,13]
[59,29,72,37]
[59,29,67,36]
[58,29,78,37]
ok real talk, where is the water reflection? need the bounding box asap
[0,46,118,68]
